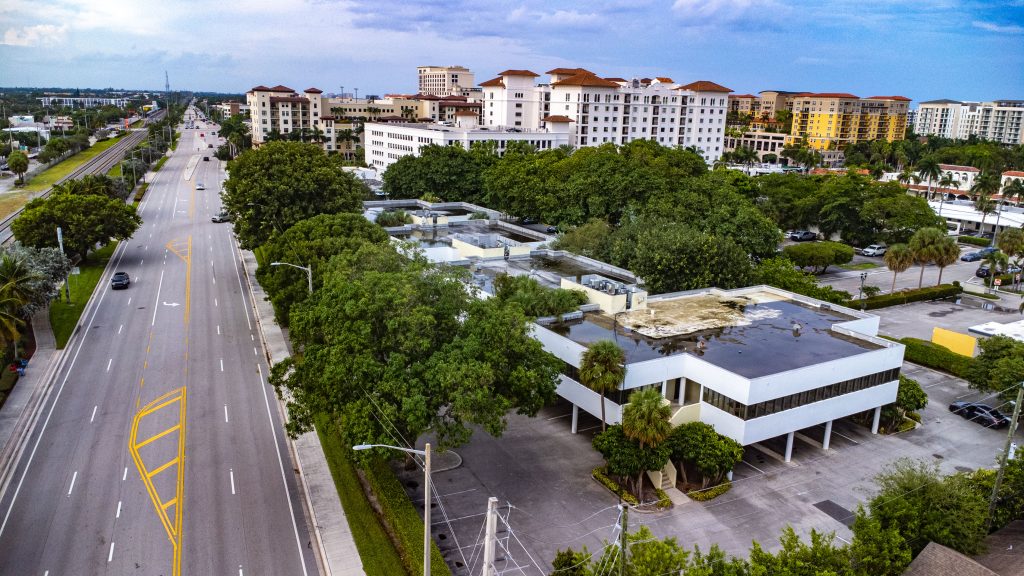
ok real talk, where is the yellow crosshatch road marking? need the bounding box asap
[129,387,187,576]
[164,236,193,326]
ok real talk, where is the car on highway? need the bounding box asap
[790,230,817,242]
[203,156,210,161]
[111,271,131,290]
[196,182,205,190]
[862,244,887,257]
[211,211,231,223]
[949,401,1011,428]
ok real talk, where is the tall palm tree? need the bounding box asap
[908,228,946,288]
[932,237,960,285]
[579,340,626,432]
[917,156,942,200]
[974,171,1005,242]
[0,254,41,358]
[1002,178,1024,208]
[621,387,671,493]
[883,244,914,293]
[983,251,1009,288]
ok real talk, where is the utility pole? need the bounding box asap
[56,227,71,303]
[481,497,498,576]
[988,383,1024,529]
[619,503,628,576]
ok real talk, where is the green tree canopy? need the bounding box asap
[667,422,744,488]
[966,335,1024,400]
[381,142,498,204]
[753,257,852,304]
[7,150,28,184]
[579,340,626,432]
[782,241,854,274]
[12,191,141,261]
[491,273,587,318]
[592,425,671,496]
[222,141,367,249]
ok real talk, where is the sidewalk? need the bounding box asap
[238,249,365,576]
[0,309,61,493]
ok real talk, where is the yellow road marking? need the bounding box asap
[135,424,180,449]
[148,457,179,477]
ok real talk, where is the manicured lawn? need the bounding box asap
[840,262,880,271]
[0,190,33,222]
[23,135,126,193]
[49,242,119,349]
[316,416,410,576]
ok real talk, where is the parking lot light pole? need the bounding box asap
[858,272,868,309]
[353,443,432,576]
[270,261,312,294]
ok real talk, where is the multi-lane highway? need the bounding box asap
[0,107,318,575]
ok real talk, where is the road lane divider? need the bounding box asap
[66,471,77,496]
[90,406,97,423]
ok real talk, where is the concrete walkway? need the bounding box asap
[239,249,365,576]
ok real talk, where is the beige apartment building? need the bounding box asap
[417,65,477,97]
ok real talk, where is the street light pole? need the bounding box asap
[354,443,432,576]
[270,261,312,294]
[858,272,868,310]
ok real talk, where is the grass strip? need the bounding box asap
[316,416,410,576]
[23,135,126,193]
[840,262,879,271]
[49,242,118,349]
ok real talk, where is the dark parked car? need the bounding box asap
[976,264,994,278]
[979,247,999,256]
[949,402,1011,428]
[961,251,983,262]
[111,271,131,290]
[202,156,210,161]
[790,230,817,242]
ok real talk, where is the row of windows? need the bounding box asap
[703,368,900,421]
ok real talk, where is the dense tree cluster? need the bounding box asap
[491,274,588,318]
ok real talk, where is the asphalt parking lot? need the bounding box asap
[396,361,1019,574]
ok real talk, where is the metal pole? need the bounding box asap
[306,267,313,295]
[987,384,1024,530]
[481,497,498,576]
[56,227,71,303]
[424,442,432,576]
[619,503,628,576]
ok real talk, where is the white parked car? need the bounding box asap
[862,244,887,257]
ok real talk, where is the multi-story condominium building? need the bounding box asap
[38,96,131,108]
[215,101,250,117]
[789,93,910,150]
[915,99,1024,145]
[365,114,572,170]
[728,94,757,115]
[478,68,732,164]
[728,90,802,120]
[417,65,477,97]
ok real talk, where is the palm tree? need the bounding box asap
[937,174,959,216]
[908,228,946,288]
[932,237,960,285]
[0,254,41,358]
[621,387,671,493]
[973,171,1004,242]
[1002,178,1024,208]
[579,340,626,432]
[883,244,914,293]
[983,251,1009,288]
[997,228,1024,260]
[917,156,941,200]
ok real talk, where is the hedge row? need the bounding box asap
[592,467,639,505]
[883,336,974,379]
[849,283,962,310]
[687,481,732,502]
[364,458,451,576]
[958,235,991,247]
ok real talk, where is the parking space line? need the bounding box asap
[739,459,765,474]
[546,413,571,421]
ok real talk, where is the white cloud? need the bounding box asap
[671,0,775,21]
[972,20,1024,34]
[507,7,603,27]
[2,24,69,46]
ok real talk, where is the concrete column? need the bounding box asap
[571,404,579,434]
[661,379,668,399]
[871,406,882,434]
[784,431,795,463]
[823,420,833,451]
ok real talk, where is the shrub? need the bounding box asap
[687,481,732,501]
[783,241,854,273]
[469,211,489,220]
[959,235,990,247]
[883,336,974,378]
[376,210,411,227]
[592,467,639,505]
[851,283,962,310]
[133,183,148,203]
[654,488,672,510]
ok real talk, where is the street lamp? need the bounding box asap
[353,443,433,576]
[859,272,868,310]
[270,261,312,294]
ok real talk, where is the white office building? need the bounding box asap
[916,99,1024,145]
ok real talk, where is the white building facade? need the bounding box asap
[916,99,1024,145]
[417,65,477,97]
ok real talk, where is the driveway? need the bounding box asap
[398,364,1018,574]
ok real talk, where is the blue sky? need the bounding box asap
[1,0,1022,104]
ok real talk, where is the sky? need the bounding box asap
[1,0,1022,104]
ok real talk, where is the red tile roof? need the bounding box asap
[795,92,859,99]
[269,85,295,93]
[546,67,593,76]
[553,72,620,88]
[497,69,540,77]
[656,77,674,83]
[304,87,323,94]
[1003,171,1024,177]
[543,115,574,122]
[939,163,980,172]
[677,80,733,93]
[479,77,505,87]
[866,95,911,101]
[604,77,627,82]
[250,85,272,92]
[731,94,757,99]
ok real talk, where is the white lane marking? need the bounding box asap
[239,567,244,576]
[151,269,165,326]
[215,298,218,307]
[255,362,309,576]
[127,297,131,307]
[106,358,112,372]
[90,406,97,423]
[67,471,77,496]
[211,260,214,267]
[229,469,236,495]
[217,325,221,335]
[228,235,253,331]
[116,500,122,518]
[123,467,127,481]
[140,259,143,266]
[212,276,216,285]
[224,405,229,423]
[107,541,115,562]
[220,358,224,372]
[250,334,254,341]
[253,347,257,356]
[118,324,123,334]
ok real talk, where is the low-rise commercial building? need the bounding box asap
[724,130,788,161]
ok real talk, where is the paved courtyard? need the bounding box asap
[396,360,1018,575]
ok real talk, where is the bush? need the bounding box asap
[376,210,411,227]
[783,241,854,273]
[133,183,148,203]
[851,283,962,310]
[654,488,672,510]
[592,467,639,505]
[687,481,732,501]
[959,235,990,247]
[469,211,489,220]
[884,336,974,378]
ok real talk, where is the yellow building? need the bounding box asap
[788,93,910,150]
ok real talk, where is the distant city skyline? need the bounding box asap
[1,0,1022,104]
